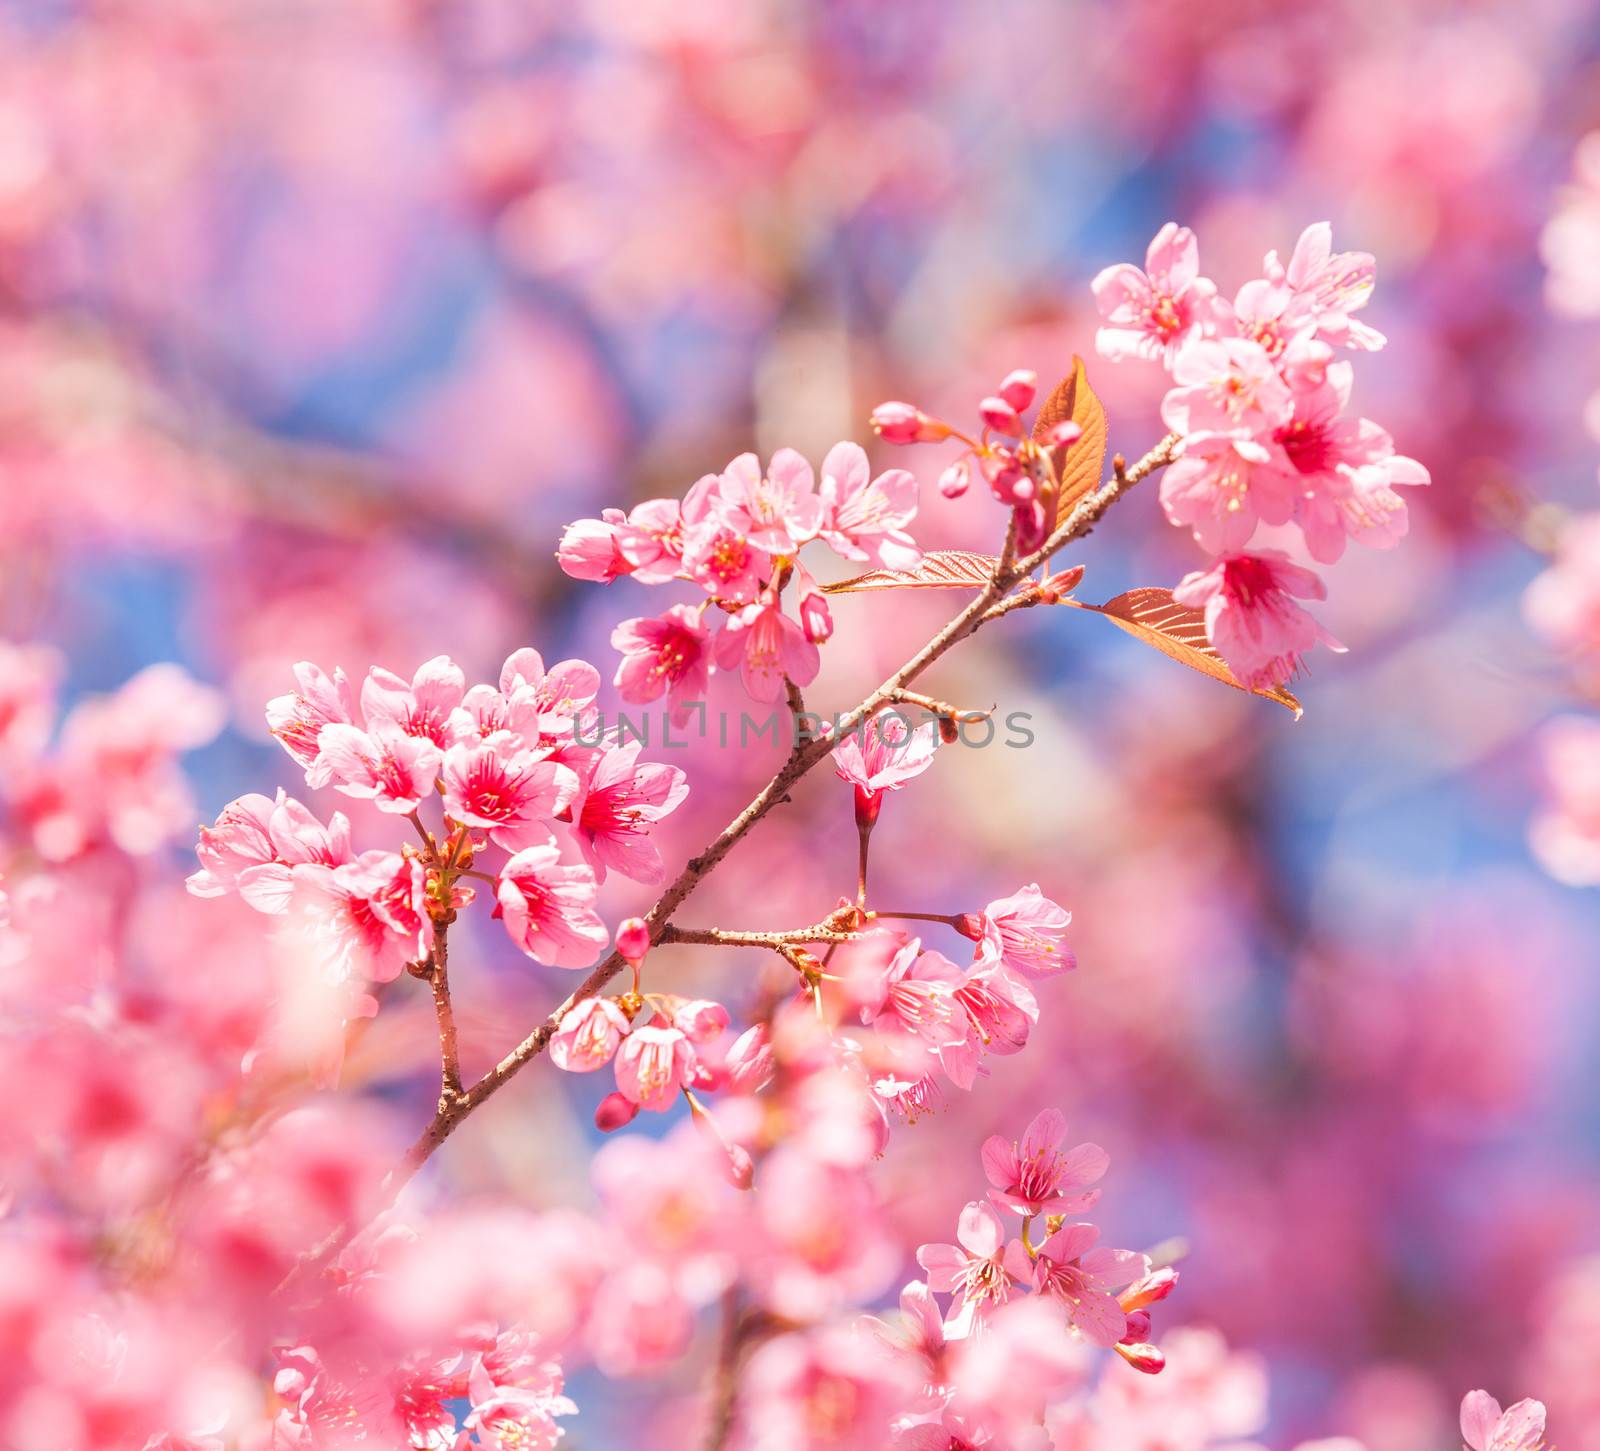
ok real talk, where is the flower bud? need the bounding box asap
[939,460,970,499]
[594,1091,640,1132]
[1046,420,1083,449]
[1114,1341,1166,1375]
[1119,1266,1179,1311]
[954,912,985,942]
[678,998,731,1044]
[870,402,951,445]
[1119,1310,1152,1344]
[616,917,650,967]
[998,368,1038,413]
[979,396,1023,437]
[800,588,833,645]
[854,784,883,830]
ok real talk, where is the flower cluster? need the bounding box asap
[1095,222,1428,690]
[558,442,920,709]
[870,367,1086,556]
[914,1110,1170,1363]
[190,649,687,1009]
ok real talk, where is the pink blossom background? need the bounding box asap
[8,0,1600,1445]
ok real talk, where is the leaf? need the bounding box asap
[821,550,1003,594]
[1031,354,1109,527]
[1063,587,1303,715]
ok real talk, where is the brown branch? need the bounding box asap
[658,924,862,949]
[382,431,1180,1190]
[427,927,463,1104]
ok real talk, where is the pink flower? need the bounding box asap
[1266,221,1385,352]
[1161,337,1294,443]
[713,595,820,703]
[454,648,601,745]
[976,884,1074,980]
[1032,1222,1150,1347]
[831,709,938,801]
[1460,1390,1547,1451]
[1092,223,1220,365]
[1172,550,1345,691]
[917,1201,1032,1337]
[714,448,826,553]
[1526,513,1600,660]
[684,520,768,604]
[611,604,711,725]
[460,1361,575,1451]
[981,1109,1107,1217]
[1263,364,1428,564]
[1159,434,1298,556]
[315,722,442,813]
[359,655,465,747]
[188,791,353,913]
[285,851,431,985]
[817,441,921,570]
[613,497,687,582]
[571,740,688,884]
[741,1325,917,1451]
[266,662,355,787]
[496,843,607,968]
[549,996,632,1072]
[613,1022,695,1110]
[861,940,969,1054]
[441,732,578,850]
[556,508,632,581]
[942,964,1038,1090]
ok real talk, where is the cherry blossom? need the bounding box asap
[613,1022,696,1110]
[1173,550,1345,690]
[981,1110,1107,1217]
[713,593,820,702]
[817,440,922,570]
[495,843,607,968]
[714,448,826,554]
[316,722,443,814]
[440,731,578,849]
[570,739,688,884]
[266,662,356,787]
[1460,1390,1547,1451]
[611,604,712,724]
[1092,223,1221,365]
[1031,1222,1150,1347]
[917,1201,1032,1336]
[359,655,466,747]
[556,509,632,582]
[975,885,1075,980]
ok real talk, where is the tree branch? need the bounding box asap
[383,431,1180,1189]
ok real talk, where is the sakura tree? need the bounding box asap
[0,218,1530,1448]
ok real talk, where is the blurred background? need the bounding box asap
[8,0,1600,1444]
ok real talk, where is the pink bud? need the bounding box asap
[800,589,833,645]
[871,402,951,445]
[954,912,984,942]
[979,396,1023,437]
[1115,1342,1166,1376]
[939,460,970,499]
[595,1092,640,1132]
[998,369,1037,412]
[1046,420,1083,449]
[725,1024,776,1094]
[1119,1310,1152,1344]
[616,917,650,966]
[678,998,731,1044]
[1120,1266,1179,1311]
[854,784,883,830]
